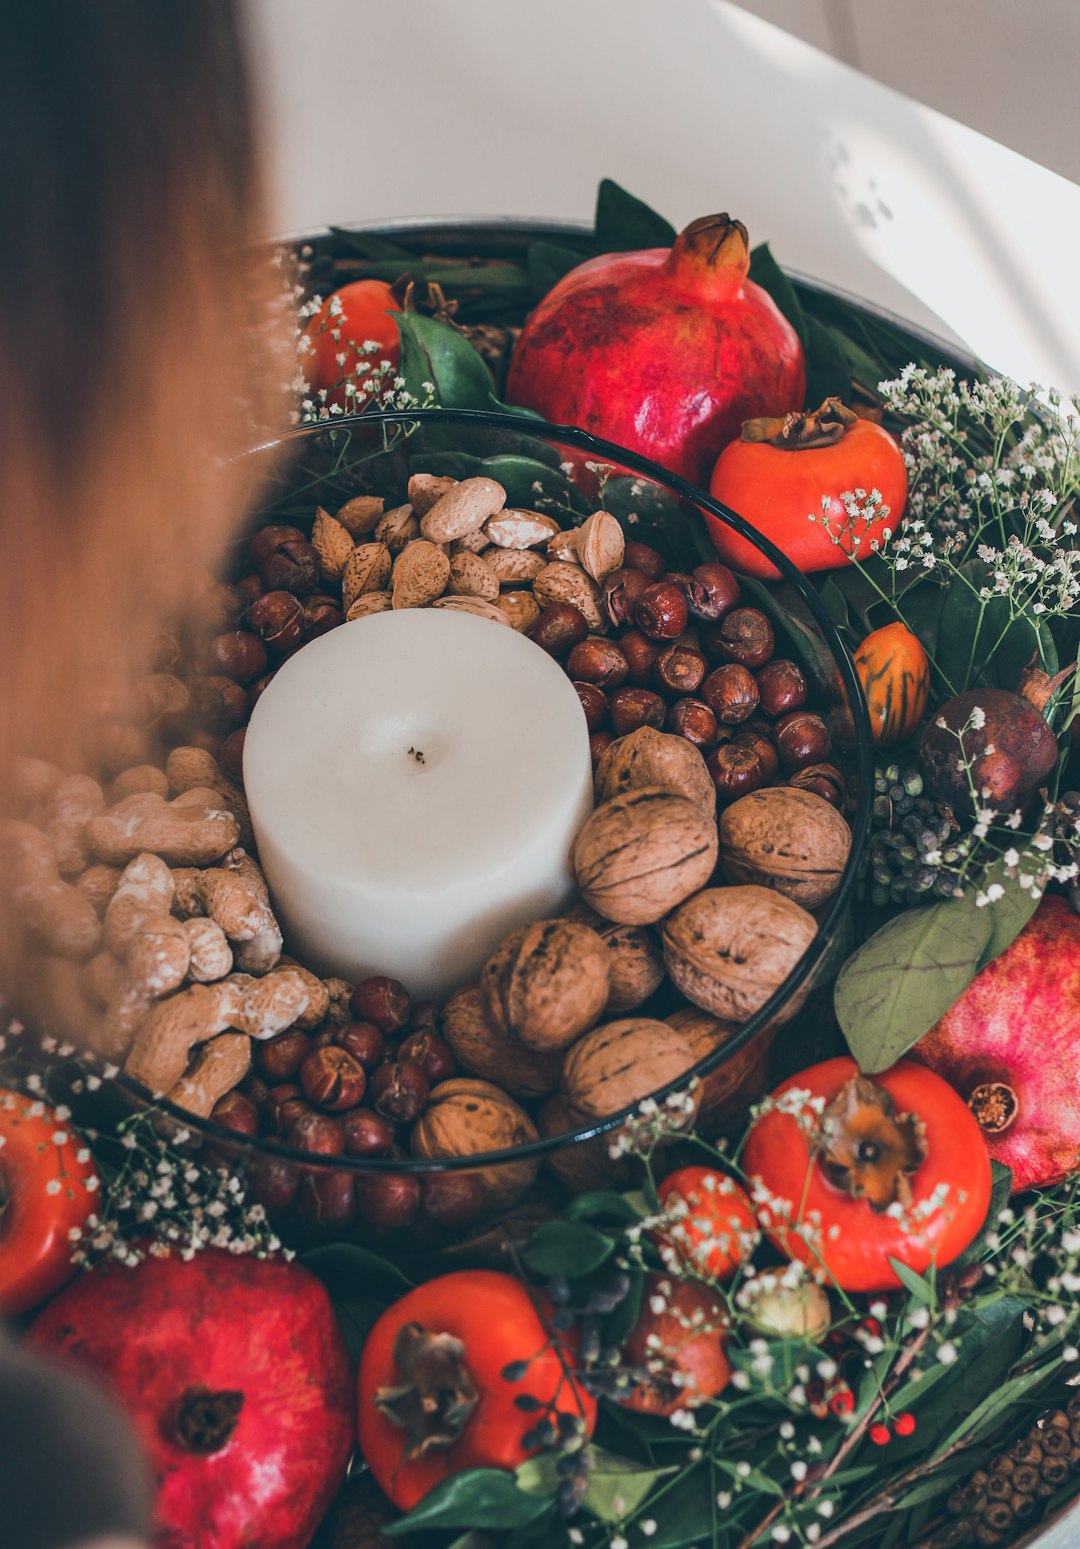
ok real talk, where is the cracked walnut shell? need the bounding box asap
[481,918,609,1052]
[660,886,817,1024]
[572,785,718,925]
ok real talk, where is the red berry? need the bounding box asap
[869,1423,892,1446]
[894,1412,916,1437]
[828,1386,854,1417]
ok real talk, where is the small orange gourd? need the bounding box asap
[853,622,930,747]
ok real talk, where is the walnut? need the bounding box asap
[594,727,715,816]
[481,919,609,1053]
[538,1094,631,1194]
[565,903,665,1014]
[667,1007,772,1127]
[442,984,562,1099]
[719,787,852,908]
[560,1017,699,1121]
[660,887,817,1023]
[571,786,718,925]
[410,1078,539,1210]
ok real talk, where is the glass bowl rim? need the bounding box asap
[117,405,875,1173]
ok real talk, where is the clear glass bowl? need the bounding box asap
[95,407,873,1248]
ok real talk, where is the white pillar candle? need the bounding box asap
[243,609,594,1002]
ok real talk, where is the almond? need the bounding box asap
[392,540,451,609]
[484,509,562,550]
[420,476,506,542]
[311,507,354,582]
[408,472,456,518]
[447,551,499,601]
[342,542,392,611]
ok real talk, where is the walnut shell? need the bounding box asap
[719,787,852,908]
[595,727,715,817]
[481,919,609,1052]
[442,984,562,1099]
[667,1007,772,1127]
[660,886,817,1023]
[539,1094,631,1194]
[565,903,665,1014]
[572,786,718,925]
[561,1017,699,1120]
[411,1077,539,1210]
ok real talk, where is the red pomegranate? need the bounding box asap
[912,894,1080,1192]
[505,214,805,485]
[27,1249,353,1549]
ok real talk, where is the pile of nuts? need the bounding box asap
[3,460,857,1236]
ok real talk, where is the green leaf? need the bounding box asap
[715,1458,785,1497]
[936,560,1058,696]
[835,897,994,1071]
[601,475,697,572]
[409,451,485,481]
[518,1448,667,1523]
[887,1259,933,1301]
[327,225,413,261]
[520,1220,614,1278]
[478,453,588,516]
[383,1470,554,1535]
[393,312,495,410]
[565,1190,649,1227]
[300,1242,413,1364]
[527,240,586,301]
[594,178,676,253]
[976,856,1041,969]
[819,575,854,633]
[749,242,808,350]
[802,316,853,408]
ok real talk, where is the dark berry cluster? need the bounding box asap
[864,764,960,906]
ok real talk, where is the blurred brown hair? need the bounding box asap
[0,0,282,782]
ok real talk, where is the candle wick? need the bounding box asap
[407,746,426,765]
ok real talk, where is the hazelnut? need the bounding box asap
[635,581,688,641]
[369,1060,429,1122]
[266,1083,310,1133]
[255,1028,312,1083]
[719,786,852,908]
[205,631,268,684]
[618,629,663,685]
[602,567,650,628]
[249,671,277,708]
[408,1000,440,1033]
[356,1172,420,1230]
[735,725,781,782]
[219,728,247,782]
[421,1171,488,1227]
[349,975,411,1034]
[661,886,817,1023]
[773,710,831,771]
[574,681,608,733]
[705,607,774,668]
[654,645,707,698]
[590,731,614,766]
[248,523,304,568]
[209,1090,259,1138]
[335,1021,386,1069]
[594,726,715,816]
[788,763,846,808]
[259,536,320,597]
[299,1173,355,1229]
[286,1110,345,1156]
[623,540,665,579]
[528,602,589,658]
[756,659,808,718]
[686,563,740,622]
[572,785,719,925]
[397,1028,456,1085]
[234,574,264,609]
[702,664,760,725]
[302,594,343,638]
[192,675,249,733]
[609,686,666,737]
[411,1078,539,1211]
[482,919,609,1052]
[342,1108,395,1157]
[247,590,304,654]
[567,637,629,690]
[441,983,562,1099]
[706,741,770,802]
[300,1046,367,1112]
[667,698,720,751]
[246,1156,299,1211]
